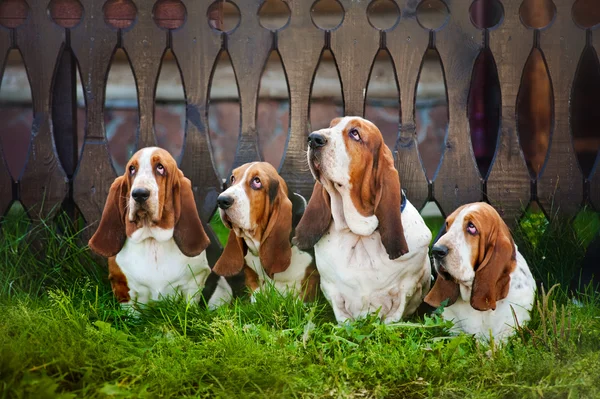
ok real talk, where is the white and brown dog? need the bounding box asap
[89,147,232,309]
[425,202,536,342]
[213,162,319,301]
[293,116,432,323]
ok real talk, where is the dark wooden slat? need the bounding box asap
[121,1,168,149]
[16,1,68,219]
[0,28,12,216]
[537,2,585,216]
[387,0,430,210]
[486,0,532,226]
[587,31,600,209]
[172,0,223,222]
[228,0,273,169]
[277,0,325,199]
[329,0,380,117]
[71,0,119,230]
[433,1,483,215]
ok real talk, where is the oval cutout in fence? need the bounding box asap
[103,0,137,30]
[0,49,33,181]
[416,0,449,31]
[420,201,445,245]
[310,49,343,132]
[257,51,289,169]
[468,47,501,179]
[104,48,138,175]
[0,0,28,29]
[367,0,400,32]
[516,48,552,178]
[519,0,556,30]
[571,44,600,178]
[153,0,186,30]
[415,48,448,181]
[155,49,185,163]
[365,49,399,150]
[51,47,85,178]
[208,50,240,180]
[48,0,83,29]
[258,0,290,31]
[207,0,240,33]
[311,0,344,31]
[470,0,503,30]
[572,0,600,29]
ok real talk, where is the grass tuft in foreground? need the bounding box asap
[1,206,600,398]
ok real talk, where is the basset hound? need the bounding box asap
[212,162,319,301]
[89,147,232,309]
[293,116,432,323]
[425,202,536,342]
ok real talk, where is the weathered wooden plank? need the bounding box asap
[71,0,119,229]
[387,0,430,210]
[172,0,223,222]
[16,1,68,219]
[228,0,273,169]
[588,30,600,209]
[0,26,12,217]
[329,0,380,117]
[433,1,483,215]
[277,0,325,199]
[537,1,585,216]
[121,0,168,149]
[486,0,532,226]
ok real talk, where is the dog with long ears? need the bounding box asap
[293,116,432,323]
[212,162,319,301]
[425,202,536,342]
[89,147,232,309]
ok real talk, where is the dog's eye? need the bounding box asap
[129,165,136,175]
[251,177,262,190]
[230,175,235,184]
[466,221,477,235]
[156,163,165,175]
[348,128,361,142]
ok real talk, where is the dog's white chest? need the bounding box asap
[116,237,210,304]
[314,201,432,322]
[441,252,536,342]
[245,246,312,296]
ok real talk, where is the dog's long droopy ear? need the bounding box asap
[374,148,408,260]
[173,174,210,257]
[470,222,516,311]
[424,274,460,308]
[213,230,247,277]
[260,191,293,278]
[89,176,128,257]
[292,181,332,250]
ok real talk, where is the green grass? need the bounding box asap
[1,205,600,398]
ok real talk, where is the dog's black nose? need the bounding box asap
[131,188,150,203]
[217,195,234,210]
[308,132,327,148]
[432,245,449,258]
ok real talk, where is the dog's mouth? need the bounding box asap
[220,210,233,229]
[308,149,323,180]
[434,260,456,283]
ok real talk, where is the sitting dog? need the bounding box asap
[213,162,319,301]
[425,202,536,342]
[293,116,432,323]
[89,147,232,309]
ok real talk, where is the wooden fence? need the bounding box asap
[0,0,598,242]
